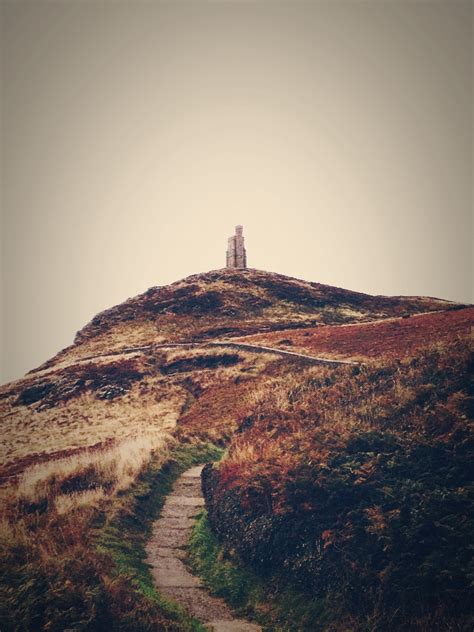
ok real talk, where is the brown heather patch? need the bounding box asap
[232,306,474,361]
[171,353,277,444]
[176,379,257,444]
[203,337,473,629]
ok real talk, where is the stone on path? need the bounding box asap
[146,465,262,631]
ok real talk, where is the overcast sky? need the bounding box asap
[1,0,472,384]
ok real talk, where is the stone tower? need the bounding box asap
[226,225,247,269]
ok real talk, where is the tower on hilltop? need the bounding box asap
[226,225,247,269]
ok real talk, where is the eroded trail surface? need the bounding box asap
[146,465,261,632]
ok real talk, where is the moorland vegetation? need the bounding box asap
[0,269,471,631]
[202,338,472,630]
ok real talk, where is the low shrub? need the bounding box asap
[202,340,473,630]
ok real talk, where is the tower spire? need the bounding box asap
[226,225,247,269]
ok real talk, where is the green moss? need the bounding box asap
[187,511,335,632]
[188,511,264,612]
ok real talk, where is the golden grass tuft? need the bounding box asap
[16,429,173,509]
[54,488,107,514]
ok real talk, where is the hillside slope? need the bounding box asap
[202,338,473,630]
[0,269,458,479]
[0,269,471,631]
[32,268,455,372]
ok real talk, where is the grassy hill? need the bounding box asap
[33,268,453,371]
[0,269,471,631]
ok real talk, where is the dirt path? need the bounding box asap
[146,465,261,632]
[209,340,360,366]
[35,340,359,375]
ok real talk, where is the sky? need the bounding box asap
[1,0,472,384]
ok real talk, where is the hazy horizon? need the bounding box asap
[1,0,472,384]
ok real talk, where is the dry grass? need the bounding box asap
[53,487,108,514]
[0,378,186,476]
[15,429,172,511]
[0,343,273,484]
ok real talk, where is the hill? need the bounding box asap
[34,268,453,371]
[0,269,471,631]
[0,269,457,480]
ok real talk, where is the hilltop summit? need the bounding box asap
[26,268,453,373]
[76,267,452,342]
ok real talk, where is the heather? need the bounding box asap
[202,339,473,630]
